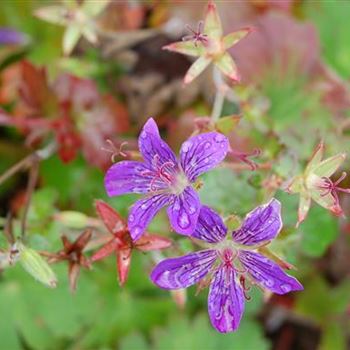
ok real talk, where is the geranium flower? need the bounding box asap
[92,200,171,286]
[150,199,303,333]
[287,141,350,227]
[163,1,252,84]
[104,117,229,240]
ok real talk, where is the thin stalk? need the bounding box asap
[21,159,39,240]
[211,68,226,123]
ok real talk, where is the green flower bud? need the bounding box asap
[17,242,57,288]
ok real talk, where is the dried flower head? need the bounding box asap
[287,141,349,227]
[163,1,253,84]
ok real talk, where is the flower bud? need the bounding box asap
[54,211,89,229]
[17,242,57,288]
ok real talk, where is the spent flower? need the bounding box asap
[104,117,229,240]
[45,229,92,292]
[287,141,349,227]
[35,0,109,55]
[92,200,171,286]
[163,1,252,84]
[151,199,303,333]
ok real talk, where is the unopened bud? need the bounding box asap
[17,242,57,288]
[54,211,89,229]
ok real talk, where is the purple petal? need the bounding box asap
[180,132,229,182]
[239,250,303,295]
[150,250,217,289]
[138,118,178,169]
[167,186,200,235]
[128,194,173,240]
[104,161,153,196]
[208,265,244,333]
[192,206,227,243]
[0,27,26,45]
[232,199,282,246]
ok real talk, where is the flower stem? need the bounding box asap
[211,68,225,123]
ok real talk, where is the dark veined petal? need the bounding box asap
[232,198,282,246]
[208,264,244,333]
[104,161,153,196]
[150,250,217,289]
[167,186,200,235]
[95,200,127,234]
[192,206,227,243]
[239,250,303,295]
[128,194,173,241]
[138,118,178,169]
[180,132,229,182]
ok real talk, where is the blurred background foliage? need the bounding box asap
[0,0,350,349]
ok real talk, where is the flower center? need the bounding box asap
[317,172,350,206]
[170,171,189,195]
[141,155,178,192]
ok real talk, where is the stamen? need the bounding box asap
[182,21,208,47]
[319,172,350,206]
[101,140,128,162]
[141,156,176,192]
[229,148,261,171]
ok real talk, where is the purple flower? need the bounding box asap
[104,118,229,240]
[0,27,27,45]
[150,199,303,333]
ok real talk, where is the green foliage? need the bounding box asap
[119,313,269,350]
[299,206,338,257]
[304,1,350,78]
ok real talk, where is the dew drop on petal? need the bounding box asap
[173,202,181,211]
[182,141,191,153]
[204,141,211,149]
[204,157,210,164]
[129,214,135,222]
[265,278,274,287]
[215,134,225,143]
[141,203,147,210]
[141,131,147,139]
[280,283,291,293]
[189,206,196,214]
[133,226,142,236]
[179,212,190,228]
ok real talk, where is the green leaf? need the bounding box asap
[295,276,332,324]
[120,333,149,350]
[300,205,338,257]
[153,313,270,350]
[215,115,240,135]
[320,323,346,350]
[200,168,256,215]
